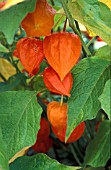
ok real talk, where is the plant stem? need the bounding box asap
[10,56,20,73]
[60,95,64,106]
[72,143,84,159]
[53,14,65,30]
[63,17,67,32]
[37,88,47,94]
[69,144,82,166]
[74,20,81,34]
[87,36,96,47]
[60,0,92,57]
[85,121,94,139]
[0,72,7,82]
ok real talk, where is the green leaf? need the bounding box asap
[68,0,111,46]
[33,76,46,92]
[0,73,27,92]
[0,0,36,44]
[0,43,9,53]
[99,79,111,119]
[84,120,111,167]
[0,127,9,170]
[0,91,42,160]
[95,45,111,61]
[66,57,110,140]
[10,154,81,170]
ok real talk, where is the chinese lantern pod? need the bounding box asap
[0,2,6,9]
[14,37,44,77]
[47,101,67,130]
[21,0,56,37]
[43,32,81,80]
[32,118,53,153]
[38,117,50,137]
[43,67,73,96]
[52,122,85,143]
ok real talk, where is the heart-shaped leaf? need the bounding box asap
[0,91,42,160]
[66,56,110,140]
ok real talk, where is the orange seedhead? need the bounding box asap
[14,37,44,76]
[52,122,85,143]
[43,67,73,96]
[0,2,6,9]
[32,118,53,153]
[43,32,81,80]
[47,101,67,130]
[21,0,56,37]
[47,101,85,143]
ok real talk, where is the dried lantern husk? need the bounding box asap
[47,101,67,130]
[52,122,85,143]
[43,32,81,80]
[14,37,44,76]
[43,67,73,96]
[21,0,56,37]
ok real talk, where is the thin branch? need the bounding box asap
[60,0,92,57]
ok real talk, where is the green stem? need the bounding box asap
[69,144,82,166]
[60,0,92,57]
[85,121,94,139]
[60,95,64,106]
[0,72,7,82]
[37,88,47,94]
[87,36,96,47]
[74,20,81,34]
[72,143,84,159]
[53,15,65,30]
[10,56,20,73]
[63,17,67,32]
[50,0,54,6]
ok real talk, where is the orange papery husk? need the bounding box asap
[0,2,6,9]
[47,101,68,130]
[52,122,85,143]
[43,67,73,96]
[21,0,56,37]
[14,37,44,76]
[32,118,53,153]
[43,32,81,80]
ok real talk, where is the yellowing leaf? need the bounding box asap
[9,146,30,164]
[87,29,97,37]
[0,58,16,82]
[99,0,111,9]
[0,0,24,11]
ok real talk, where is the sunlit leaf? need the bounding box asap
[0,91,42,160]
[0,0,36,44]
[0,43,9,52]
[99,79,111,119]
[68,0,111,46]
[0,0,25,11]
[66,56,110,140]
[99,0,111,9]
[10,154,81,170]
[0,58,16,82]
[9,146,30,164]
